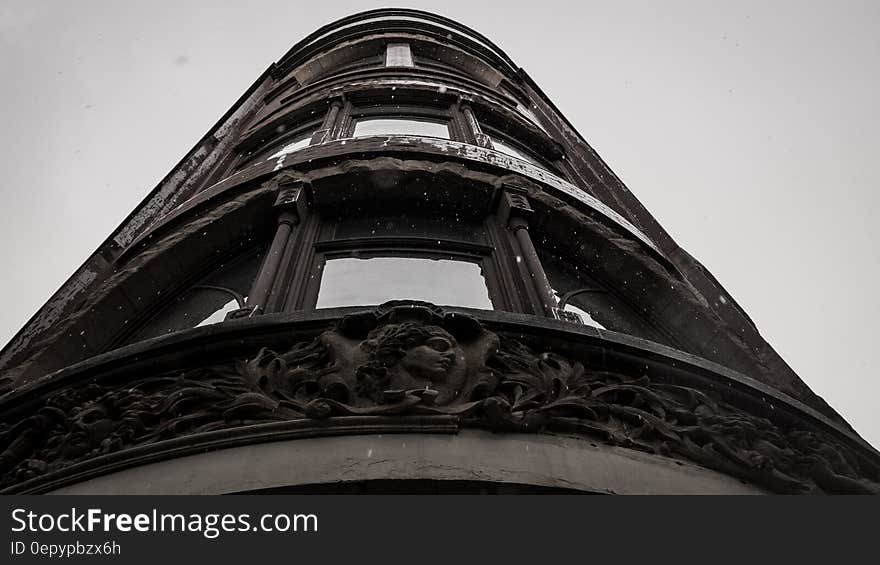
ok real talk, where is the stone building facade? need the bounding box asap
[0,9,877,494]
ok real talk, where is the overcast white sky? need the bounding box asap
[1,0,878,448]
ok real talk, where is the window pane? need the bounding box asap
[488,135,545,168]
[553,292,607,330]
[353,118,450,139]
[195,298,240,327]
[541,259,619,330]
[267,132,313,159]
[385,43,414,67]
[128,251,263,341]
[515,102,546,131]
[538,248,663,340]
[316,257,492,309]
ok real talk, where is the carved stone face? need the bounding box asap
[355,323,468,404]
[62,402,114,459]
[400,334,458,383]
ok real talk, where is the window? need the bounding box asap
[542,259,625,331]
[488,136,541,165]
[538,247,663,340]
[352,117,450,139]
[235,123,319,171]
[300,207,502,311]
[316,256,492,309]
[127,250,263,342]
[486,131,552,171]
[267,131,313,159]
[515,102,546,132]
[385,43,414,67]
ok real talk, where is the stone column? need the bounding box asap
[498,187,558,316]
[460,102,492,148]
[310,97,344,145]
[229,181,308,319]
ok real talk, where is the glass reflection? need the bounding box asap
[353,117,450,139]
[385,43,414,67]
[538,248,663,341]
[195,298,241,327]
[488,135,546,169]
[267,132,313,159]
[128,251,263,342]
[316,256,492,309]
[551,290,607,329]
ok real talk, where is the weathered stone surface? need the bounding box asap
[48,431,768,495]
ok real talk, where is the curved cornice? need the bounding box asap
[124,138,667,266]
[250,67,535,144]
[277,8,520,78]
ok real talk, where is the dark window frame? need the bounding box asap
[309,240,498,311]
[536,241,673,343]
[275,208,524,313]
[114,243,266,348]
[469,100,563,170]
[235,119,324,169]
[341,103,466,141]
[481,124,560,173]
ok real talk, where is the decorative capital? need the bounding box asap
[271,177,310,221]
[497,186,534,226]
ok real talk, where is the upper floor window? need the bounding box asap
[485,129,554,171]
[267,130,313,159]
[346,101,457,141]
[236,122,319,171]
[385,43,414,67]
[515,102,546,132]
[352,117,451,139]
[488,135,542,166]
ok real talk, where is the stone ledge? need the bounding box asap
[47,430,766,495]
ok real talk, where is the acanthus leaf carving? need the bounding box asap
[0,302,877,494]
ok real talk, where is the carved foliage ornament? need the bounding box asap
[0,302,877,494]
